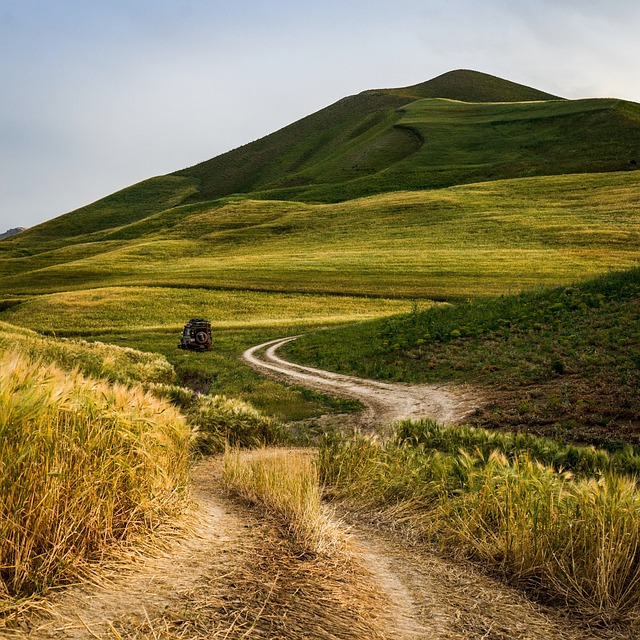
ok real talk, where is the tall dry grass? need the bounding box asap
[0,351,190,605]
[0,320,175,385]
[223,448,341,556]
[149,383,287,453]
[320,431,640,624]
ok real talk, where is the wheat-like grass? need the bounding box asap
[223,448,342,556]
[0,351,191,606]
[320,431,640,624]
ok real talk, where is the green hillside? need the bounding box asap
[1,171,639,299]
[285,266,640,447]
[173,69,564,203]
[384,69,562,102]
[3,68,638,261]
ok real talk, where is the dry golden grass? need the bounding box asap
[0,320,175,384]
[0,351,191,609]
[321,433,640,626]
[222,448,342,556]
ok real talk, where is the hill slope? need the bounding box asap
[284,266,640,446]
[1,70,640,302]
[173,69,565,203]
[1,69,639,257]
[1,171,639,298]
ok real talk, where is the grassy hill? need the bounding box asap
[383,69,562,102]
[285,266,640,447]
[1,69,640,423]
[1,171,639,299]
[2,69,638,259]
[172,69,565,203]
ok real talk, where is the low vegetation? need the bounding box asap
[0,321,175,384]
[1,287,409,335]
[150,383,286,454]
[0,351,190,606]
[396,419,640,476]
[2,171,640,300]
[320,425,640,623]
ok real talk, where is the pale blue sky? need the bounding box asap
[1,0,639,230]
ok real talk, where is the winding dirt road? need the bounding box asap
[243,336,478,426]
[7,341,631,639]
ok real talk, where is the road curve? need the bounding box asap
[242,336,478,426]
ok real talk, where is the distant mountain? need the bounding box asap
[4,69,640,251]
[0,227,26,240]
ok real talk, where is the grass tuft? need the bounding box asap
[223,449,341,556]
[149,383,287,454]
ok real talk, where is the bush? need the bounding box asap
[149,383,287,454]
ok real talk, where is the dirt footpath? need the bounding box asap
[11,459,626,640]
[243,336,479,426]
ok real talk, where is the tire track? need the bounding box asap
[243,336,478,426]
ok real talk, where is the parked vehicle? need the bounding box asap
[178,318,212,351]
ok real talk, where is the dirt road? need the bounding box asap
[8,342,630,639]
[243,336,478,426]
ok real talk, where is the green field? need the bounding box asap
[2,171,639,300]
[1,70,640,427]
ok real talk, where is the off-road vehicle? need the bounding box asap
[178,318,213,351]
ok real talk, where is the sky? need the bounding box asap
[1,0,639,231]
